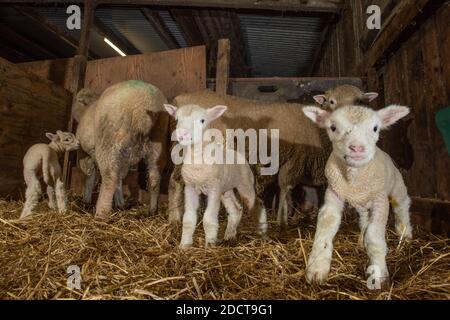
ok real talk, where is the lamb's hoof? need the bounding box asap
[179,242,192,250]
[277,222,288,233]
[94,213,109,221]
[366,268,390,291]
[306,261,330,285]
[205,240,217,248]
[396,224,413,241]
[48,203,56,210]
[224,229,237,242]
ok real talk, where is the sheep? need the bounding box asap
[93,80,168,219]
[277,85,379,228]
[313,84,379,110]
[74,89,125,208]
[302,104,413,288]
[164,103,267,248]
[20,131,80,218]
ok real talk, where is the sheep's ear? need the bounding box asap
[363,92,379,103]
[164,104,178,117]
[302,106,330,128]
[206,105,227,122]
[378,105,410,128]
[45,132,57,141]
[313,95,327,105]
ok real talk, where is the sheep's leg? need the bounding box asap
[47,185,56,209]
[95,169,119,219]
[168,166,184,224]
[306,188,344,284]
[356,207,369,248]
[203,190,221,248]
[364,196,390,290]
[83,170,96,204]
[303,186,319,211]
[55,178,67,213]
[20,171,41,219]
[180,184,199,249]
[255,198,268,237]
[277,187,289,228]
[222,190,243,241]
[113,179,125,209]
[390,172,412,240]
[145,143,162,216]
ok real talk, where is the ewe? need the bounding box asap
[303,104,412,288]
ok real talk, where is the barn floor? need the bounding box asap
[0,199,449,300]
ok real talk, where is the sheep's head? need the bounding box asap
[313,85,378,110]
[76,88,99,106]
[46,130,80,151]
[164,103,227,146]
[303,105,410,167]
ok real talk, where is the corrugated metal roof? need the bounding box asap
[239,14,325,77]
[157,10,188,48]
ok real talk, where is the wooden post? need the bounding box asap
[215,38,230,96]
[63,0,96,187]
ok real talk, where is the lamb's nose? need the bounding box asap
[349,145,365,153]
[176,129,189,141]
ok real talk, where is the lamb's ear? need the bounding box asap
[378,105,410,128]
[363,92,379,103]
[302,106,330,128]
[164,104,178,117]
[206,105,227,122]
[45,132,57,141]
[313,95,327,105]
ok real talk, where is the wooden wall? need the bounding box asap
[315,1,450,200]
[19,46,207,100]
[0,58,72,198]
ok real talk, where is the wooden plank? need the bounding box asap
[215,39,230,96]
[435,3,450,102]
[359,0,431,72]
[411,197,450,236]
[0,58,71,198]
[84,46,206,100]
[9,0,344,12]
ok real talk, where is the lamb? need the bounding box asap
[21,131,80,218]
[313,84,378,110]
[168,87,379,230]
[74,89,125,207]
[93,80,168,219]
[164,103,267,248]
[302,104,413,288]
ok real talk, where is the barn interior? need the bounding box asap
[0,0,449,300]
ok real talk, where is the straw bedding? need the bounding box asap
[0,199,448,300]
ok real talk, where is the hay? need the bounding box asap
[0,199,449,300]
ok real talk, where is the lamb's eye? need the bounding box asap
[330,99,336,105]
[373,125,378,133]
[200,119,205,124]
[330,124,337,132]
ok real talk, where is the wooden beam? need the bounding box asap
[141,8,179,50]
[0,22,58,60]
[359,0,432,72]
[62,0,96,187]
[170,8,204,46]
[93,16,140,55]
[13,6,99,60]
[308,23,331,76]
[8,0,343,13]
[215,38,230,95]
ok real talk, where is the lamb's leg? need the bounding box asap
[237,180,267,236]
[203,190,221,248]
[83,170,96,204]
[356,207,369,248]
[47,185,56,209]
[146,143,162,216]
[168,165,184,224]
[55,178,67,213]
[277,186,289,229]
[364,196,390,290]
[20,171,41,219]
[222,190,243,241]
[390,172,412,240]
[95,169,119,219]
[113,179,125,209]
[255,198,268,237]
[180,184,199,249]
[306,188,344,284]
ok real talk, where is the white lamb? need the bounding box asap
[164,103,267,248]
[302,104,413,288]
[21,131,80,218]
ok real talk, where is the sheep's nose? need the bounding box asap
[349,145,365,153]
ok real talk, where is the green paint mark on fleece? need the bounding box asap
[127,80,157,93]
